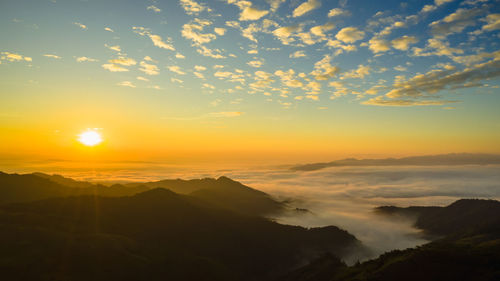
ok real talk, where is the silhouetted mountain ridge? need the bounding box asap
[291,153,500,171]
[0,171,284,216]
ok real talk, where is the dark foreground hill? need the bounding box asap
[0,172,284,216]
[278,199,500,281]
[376,199,500,238]
[0,187,362,281]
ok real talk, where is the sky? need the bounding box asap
[1,0,500,166]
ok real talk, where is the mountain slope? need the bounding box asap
[0,188,362,281]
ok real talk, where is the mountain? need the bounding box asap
[290,153,500,171]
[376,199,500,238]
[278,199,500,281]
[0,188,362,281]
[125,176,285,216]
[1,172,284,216]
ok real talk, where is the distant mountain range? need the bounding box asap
[278,199,500,281]
[290,153,500,171]
[0,171,363,281]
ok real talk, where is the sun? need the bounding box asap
[78,130,103,146]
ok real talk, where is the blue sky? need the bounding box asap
[1,0,500,162]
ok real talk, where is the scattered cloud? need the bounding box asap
[391,35,418,51]
[43,54,61,59]
[336,27,365,43]
[168,65,186,75]
[293,0,321,17]
[133,27,175,51]
[102,63,128,72]
[328,8,350,17]
[108,57,136,66]
[139,61,159,75]
[247,59,264,68]
[290,50,306,58]
[194,65,207,71]
[209,111,244,117]
[104,27,114,32]
[147,5,161,13]
[76,56,98,62]
[73,22,87,30]
[105,44,121,52]
[1,52,32,62]
[214,27,226,36]
[117,81,136,88]
[180,0,210,15]
[227,0,269,21]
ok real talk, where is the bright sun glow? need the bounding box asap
[78,130,102,146]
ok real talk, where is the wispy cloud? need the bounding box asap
[73,22,87,30]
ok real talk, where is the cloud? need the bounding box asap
[108,57,136,66]
[193,71,205,79]
[147,5,161,12]
[171,78,184,84]
[391,35,418,51]
[196,45,226,59]
[194,65,207,71]
[180,0,210,15]
[73,22,87,30]
[102,63,128,72]
[247,60,264,67]
[482,13,500,31]
[175,53,186,59]
[362,96,452,106]
[104,27,114,32]
[342,64,371,79]
[368,38,390,53]
[365,55,500,106]
[139,61,159,75]
[0,52,32,62]
[275,69,303,88]
[105,44,121,52]
[209,111,244,117]
[168,65,186,75]
[76,56,98,62]
[137,76,149,82]
[335,27,365,43]
[227,0,269,21]
[181,19,217,45]
[203,83,216,89]
[43,54,61,59]
[412,38,463,57]
[117,81,136,88]
[266,0,286,12]
[133,27,175,51]
[290,50,306,58]
[429,7,485,37]
[328,8,350,17]
[311,55,339,80]
[214,27,226,35]
[293,0,321,17]
[273,25,302,45]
